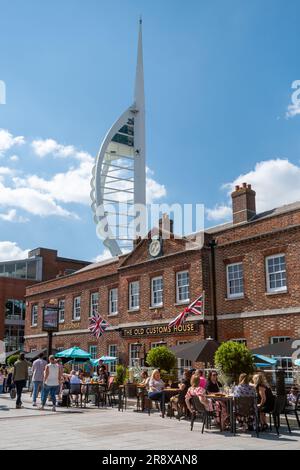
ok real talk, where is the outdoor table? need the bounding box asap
[164,387,180,399]
[80,383,107,408]
[206,394,235,433]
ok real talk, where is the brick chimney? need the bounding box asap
[231,183,256,224]
[159,213,174,234]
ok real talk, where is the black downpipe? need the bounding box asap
[209,239,218,341]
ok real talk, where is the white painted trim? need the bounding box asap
[217,306,300,320]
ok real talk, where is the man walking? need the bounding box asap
[13,353,29,409]
[31,352,47,406]
[40,355,62,412]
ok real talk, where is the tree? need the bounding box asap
[214,341,254,384]
[146,346,177,372]
[7,354,19,367]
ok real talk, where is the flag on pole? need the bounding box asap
[168,293,204,328]
[88,314,109,339]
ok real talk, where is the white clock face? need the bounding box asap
[149,239,161,257]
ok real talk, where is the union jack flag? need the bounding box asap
[88,314,109,339]
[168,293,204,328]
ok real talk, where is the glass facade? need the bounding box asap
[5,299,26,321]
[0,257,42,280]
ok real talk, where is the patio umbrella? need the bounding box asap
[55,346,91,361]
[252,354,277,368]
[170,338,220,364]
[294,359,300,366]
[251,339,300,357]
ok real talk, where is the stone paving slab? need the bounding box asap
[0,394,300,450]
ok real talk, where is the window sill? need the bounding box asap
[128,308,140,313]
[265,290,288,296]
[31,325,38,328]
[174,301,190,307]
[108,313,119,317]
[59,321,65,324]
[225,296,244,301]
[72,319,81,322]
[149,305,163,310]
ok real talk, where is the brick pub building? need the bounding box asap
[1,248,89,352]
[24,185,300,370]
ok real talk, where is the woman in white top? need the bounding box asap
[148,369,166,417]
[39,355,62,412]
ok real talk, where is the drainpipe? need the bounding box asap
[209,239,218,341]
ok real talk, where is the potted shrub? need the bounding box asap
[214,341,254,385]
[146,346,177,373]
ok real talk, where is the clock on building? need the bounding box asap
[148,238,162,258]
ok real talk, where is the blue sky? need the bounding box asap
[1,0,300,262]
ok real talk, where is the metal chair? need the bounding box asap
[283,394,300,430]
[269,396,291,435]
[190,396,214,433]
[233,396,259,437]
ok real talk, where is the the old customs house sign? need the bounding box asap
[121,321,199,338]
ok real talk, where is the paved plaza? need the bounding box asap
[0,394,300,450]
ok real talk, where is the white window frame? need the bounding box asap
[31,305,38,326]
[226,262,244,299]
[89,345,97,360]
[73,296,81,320]
[109,288,118,316]
[151,341,167,349]
[90,292,99,318]
[129,281,140,311]
[58,299,65,324]
[129,343,140,367]
[108,344,118,374]
[151,276,163,307]
[270,336,291,344]
[231,338,247,345]
[176,270,190,304]
[265,254,287,293]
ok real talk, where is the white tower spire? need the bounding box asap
[90,20,146,257]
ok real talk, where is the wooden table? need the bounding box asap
[206,394,234,433]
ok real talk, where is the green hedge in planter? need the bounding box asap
[146,346,176,372]
[214,341,254,384]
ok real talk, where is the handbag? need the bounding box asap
[10,387,16,399]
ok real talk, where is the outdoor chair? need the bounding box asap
[106,381,119,407]
[233,396,259,437]
[269,396,291,435]
[70,384,81,407]
[190,396,215,433]
[284,394,300,429]
[118,385,127,412]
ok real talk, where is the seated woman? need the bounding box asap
[137,370,150,411]
[233,373,256,431]
[252,373,275,431]
[70,370,82,406]
[287,385,299,406]
[148,369,166,417]
[185,375,213,414]
[98,365,109,386]
[194,369,207,389]
[169,369,191,419]
[205,371,229,429]
[205,370,223,393]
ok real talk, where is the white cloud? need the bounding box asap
[0,241,29,261]
[0,129,25,156]
[207,158,300,222]
[0,180,78,219]
[92,249,112,263]
[146,169,167,204]
[10,155,19,162]
[0,209,29,223]
[206,205,232,222]
[286,103,300,118]
[286,80,300,118]
[31,138,93,163]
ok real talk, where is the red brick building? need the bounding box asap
[24,185,300,371]
[1,248,89,351]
